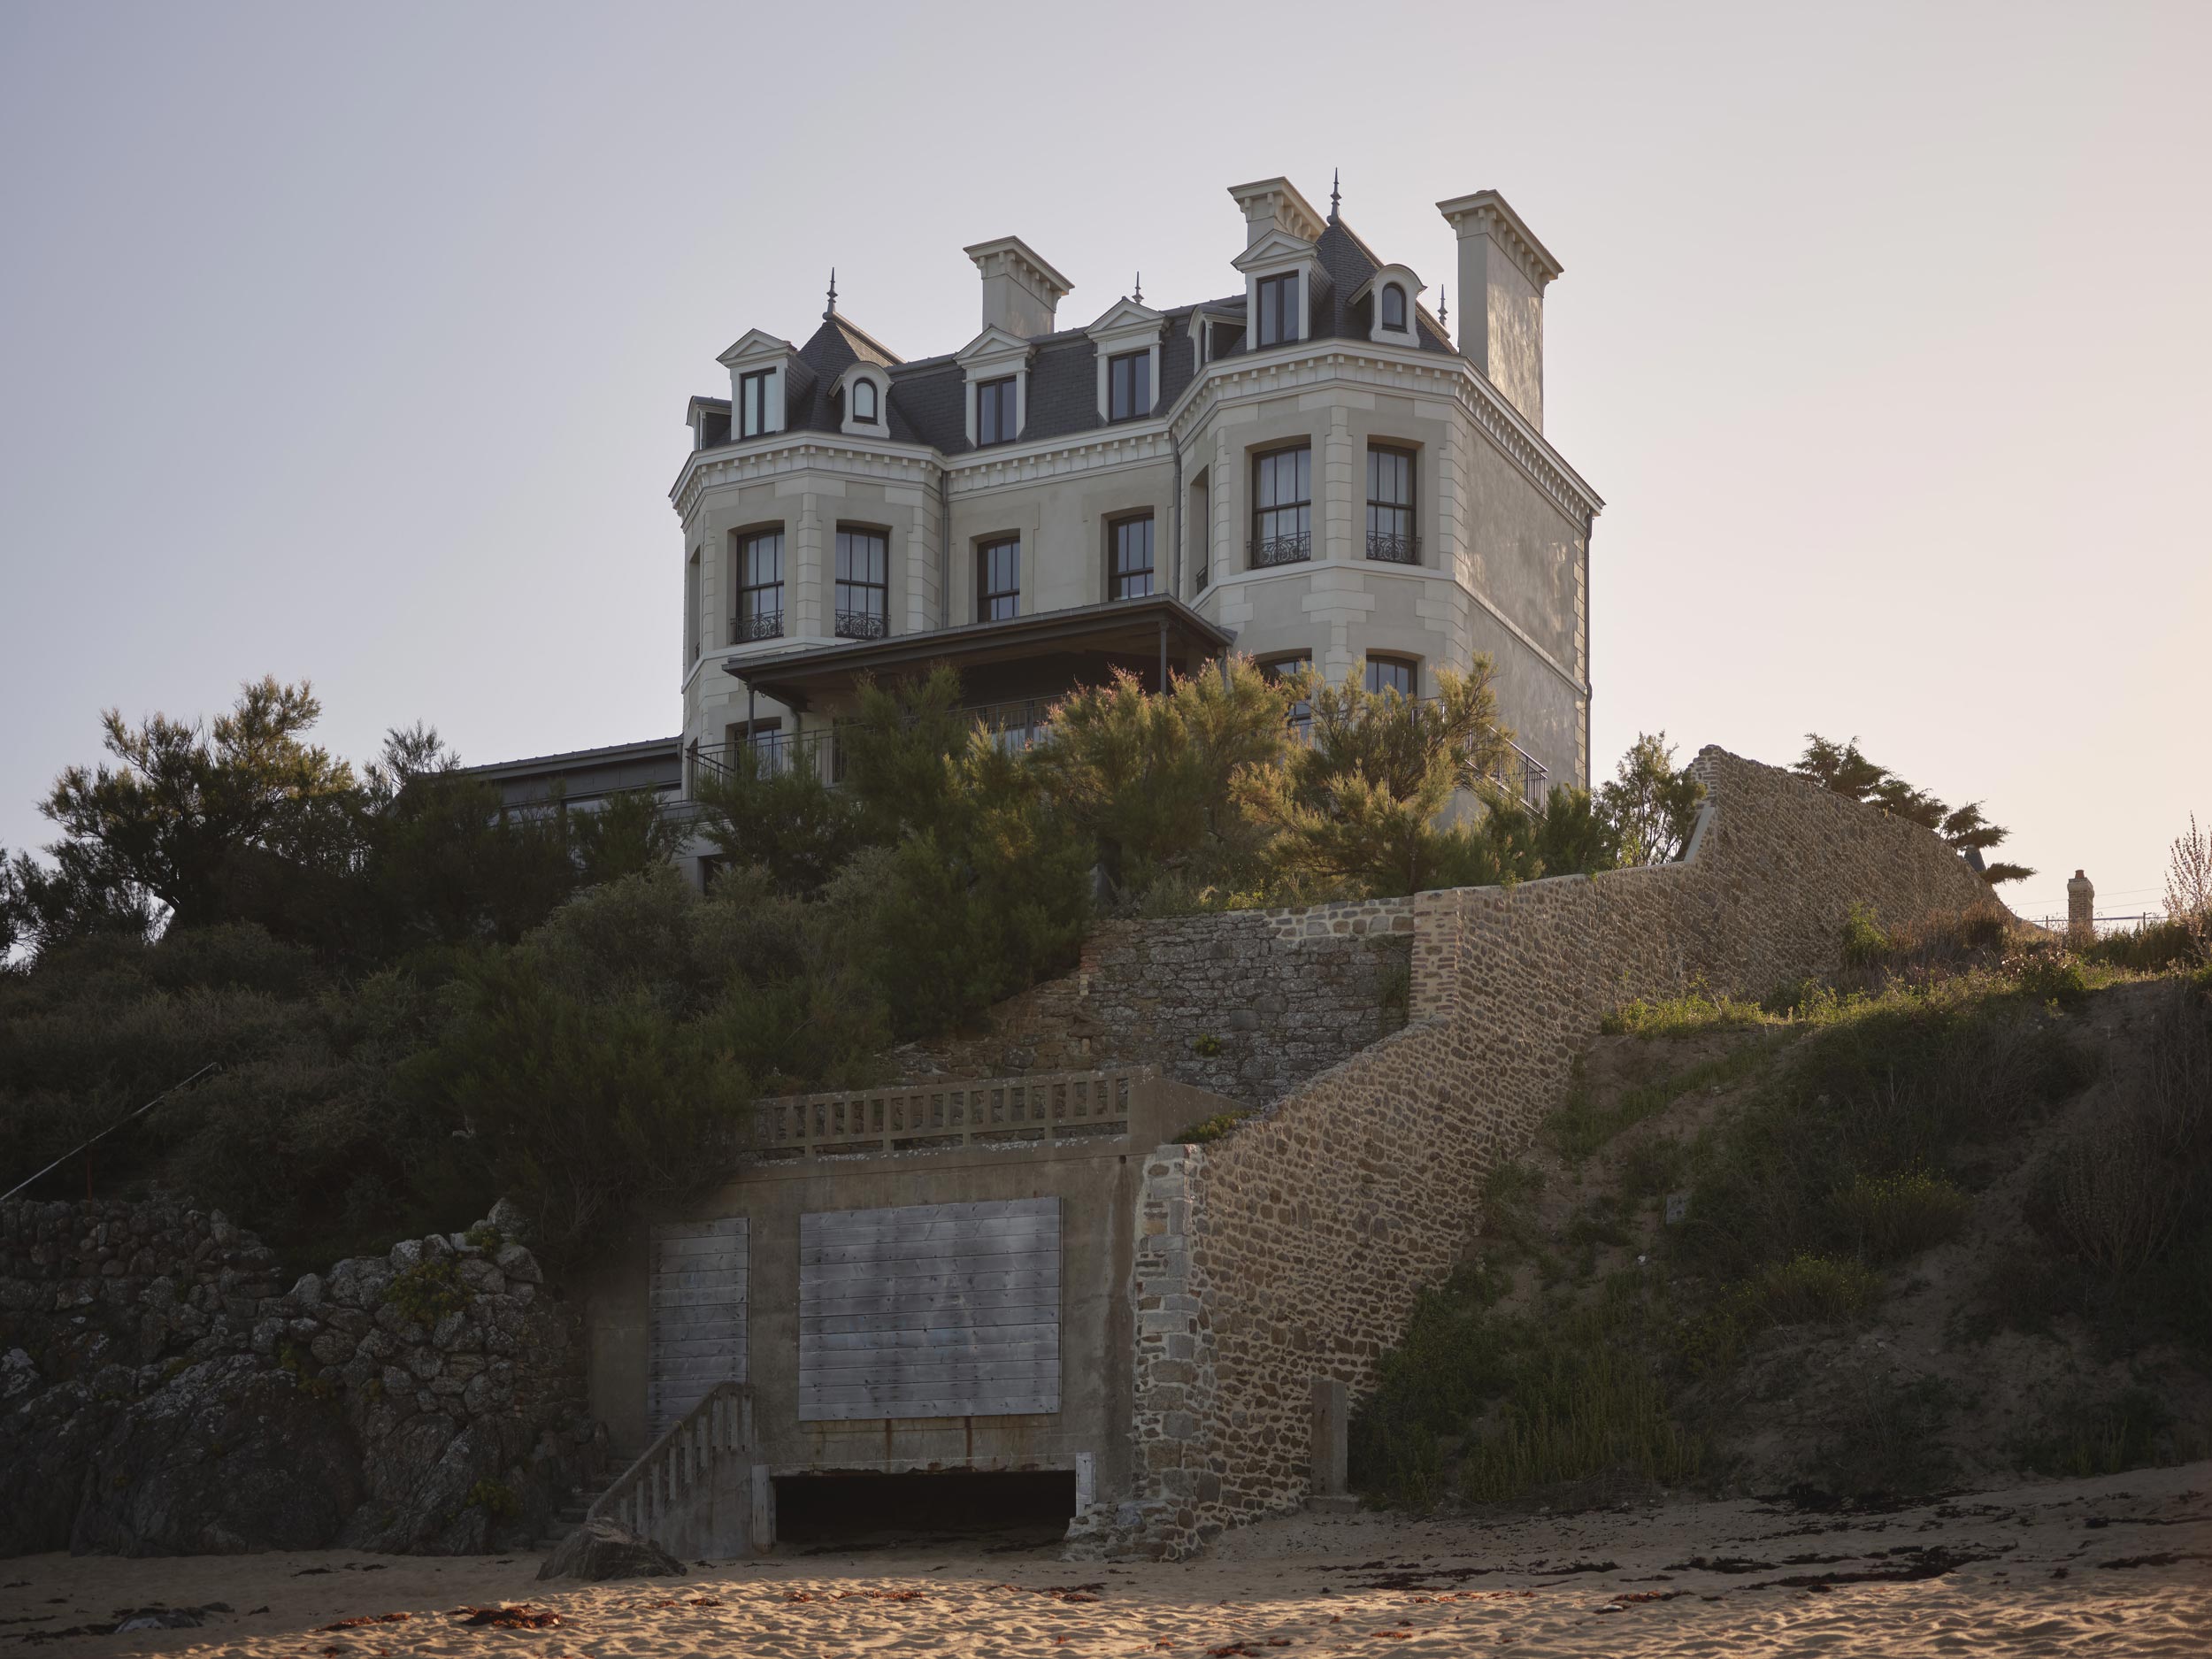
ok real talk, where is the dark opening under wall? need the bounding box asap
[773,1469,1077,1551]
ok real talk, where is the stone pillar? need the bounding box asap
[2067,871,2095,949]
[1309,1377,1351,1510]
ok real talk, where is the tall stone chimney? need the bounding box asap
[1436,190,1563,431]
[1226,177,1325,248]
[2067,870,2095,949]
[962,237,1073,339]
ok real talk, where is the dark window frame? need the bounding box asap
[1364,655,1418,698]
[738,368,776,438]
[733,526,784,642]
[1249,442,1313,567]
[685,546,703,665]
[1108,349,1152,422]
[1365,444,1418,565]
[851,377,879,423]
[976,375,1018,446]
[834,525,890,640]
[1379,282,1408,331]
[1108,511,1156,602]
[1254,272,1299,348]
[977,535,1021,622]
[1259,652,1315,730]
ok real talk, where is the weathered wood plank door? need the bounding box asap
[649,1217,749,1436]
[797,1197,1061,1421]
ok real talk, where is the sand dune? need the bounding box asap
[4,1461,2206,1657]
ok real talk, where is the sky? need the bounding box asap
[2,0,2206,924]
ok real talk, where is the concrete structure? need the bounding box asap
[576,1068,1236,1551]
[2068,870,2096,948]
[660,173,1600,877]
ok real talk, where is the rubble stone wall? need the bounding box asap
[1100,748,2001,1557]
[0,1199,597,1558]
[899,898,1416,1107]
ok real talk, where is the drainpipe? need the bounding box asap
[936,461,952,632]
[1170,432,1183,600]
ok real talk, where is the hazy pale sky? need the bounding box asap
[2,0,2205,921]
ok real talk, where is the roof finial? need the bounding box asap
[1438,286,1448,331]
[1133,270,1142,303]
[825,267,838,319]
[1329,167,1340,220]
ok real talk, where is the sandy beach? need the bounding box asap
[4,1462,2206,1657]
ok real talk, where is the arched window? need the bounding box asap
[1380,283,1407,332]
[853,378,879,423]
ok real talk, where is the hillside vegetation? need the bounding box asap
[1350,911,2212,1509]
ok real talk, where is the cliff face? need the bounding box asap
[0,1198,601,1557]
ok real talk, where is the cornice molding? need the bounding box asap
[948,424,1176,496]
[671,435,940,521]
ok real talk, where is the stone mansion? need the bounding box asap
[473,173,1604,873]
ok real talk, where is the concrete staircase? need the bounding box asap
[527,1455,632,1551]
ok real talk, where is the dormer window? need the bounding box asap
[739,368,777,439]
[1108,351,1151,422]
[1255,273,1299,348]
[1356,264,1424,347]
[852,378,878,423]
[1380,283,1407,332]
[978,376,1018,446]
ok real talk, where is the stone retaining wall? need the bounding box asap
[898,898,1415,1107]
[1091,747,2002,1556]
[0,1199,597,1557]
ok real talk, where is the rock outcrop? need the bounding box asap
[0,1199,602,1558]
[536,1517,686,1581]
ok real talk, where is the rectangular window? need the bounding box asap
[978,537,1020,621]
[1366,446,1417,564]
[1108,350,1151,421]
[1109,513,1155,601]
[1255,272,1298,348]
[685,548,702,665]
[739,369,776,439]
[834,527,889,639]
[977,376,1017,445]
[1365,655,1417,698]
[726,718,787,777]
[734,529,783,642]
[1250,444,1311,567]
[1261,653,1314,733]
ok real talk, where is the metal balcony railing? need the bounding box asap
[833,608,887,641]
[1365,530,1421,565]
[733,608,783,643]
[1248,531,1312,568]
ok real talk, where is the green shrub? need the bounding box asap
[2085,918,2201,974]
[1840,902,1893,969]
[1189,1033,1223,1057]
[1736,1253,1880,1325]
[1600,987,1777,1039]
[2014,1390,2174,1479]
[1172,1111,1248,1146]
[1829,1171,1973,1263]
[465,1479,520,1521]
[1546,1039,1776,1162]
[384,1258,467,1326]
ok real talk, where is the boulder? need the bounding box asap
[68,1355,362,1555]
[494,1243,542,1284]
[536,1517,686,1582]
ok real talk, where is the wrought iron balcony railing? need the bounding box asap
[733,608,784,643]
[833,608,887,641]
[1365,531,1421,565]
[1248,532,1312,569]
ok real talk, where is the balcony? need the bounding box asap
[733,609,784,643]
[833,608,887,641]
[1365,531,1421,565]
[1248,531,1312,569]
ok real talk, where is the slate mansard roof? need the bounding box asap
[691,216,1457,462]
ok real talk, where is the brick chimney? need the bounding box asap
[963,237,1072,339]
[1436,190,1562,432]
[2067,870,2095,949]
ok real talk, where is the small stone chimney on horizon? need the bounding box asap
[2067,870,2095,949]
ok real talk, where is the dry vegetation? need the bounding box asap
[1349,904,2212,1513]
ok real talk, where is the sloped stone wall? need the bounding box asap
[0,1200,598,1557]
[898,898,1414,1107]
[1095,748,2001,1556]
